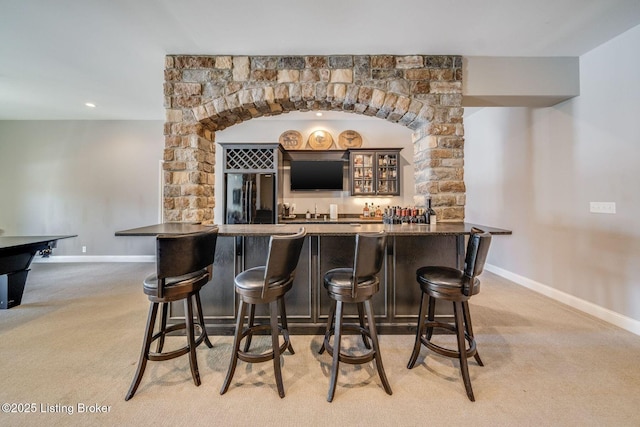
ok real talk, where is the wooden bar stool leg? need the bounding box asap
[278,296,294,354]
[408,292,428,369]
[426,295,436,340]
[221,300,247,395]
[243,304,256,352]
[357,302,371,349]
[327,301,343,402]
[194,292,213,348]
[365,300,392,395]
[125,302,159,401]
[184,296,201,386]
[270,299,285,398]
[156,302,168,353]
[319,300,336,354]
[454,301,474,401]
[462,301,483,366]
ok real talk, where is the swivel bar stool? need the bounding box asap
[407,227,492,401]
[126,227,218,400]
[319,231,392,402]
[220,228,306,398]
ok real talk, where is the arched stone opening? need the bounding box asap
[163,55,465,223]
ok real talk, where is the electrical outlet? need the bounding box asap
[82,246,87,253]
[589,202,616,214]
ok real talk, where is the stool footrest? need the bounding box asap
[237,324,291,364]
[323,324,376,365]
[147,321,208,362]
[421,321,478,360]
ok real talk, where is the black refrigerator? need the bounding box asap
[225,173,276,224]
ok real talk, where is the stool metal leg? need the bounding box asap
[270,299,285,398]
[408,292,428,369]
[454,301,475,401]
[365,300,392,395]
[327,301,343,402]
[221,300,247,395]
[125,302,159,401]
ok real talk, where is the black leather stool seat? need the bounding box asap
[319,232,392,402]
[125,227,218,401]
[408,228,491,402]
[324,268,379,302]
[143,269,208,302]
[416,266,480,300]
[234,267,293,303]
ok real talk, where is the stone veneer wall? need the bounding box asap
[164,55,465,223]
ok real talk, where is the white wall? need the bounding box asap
[0,121,164,256]
[465,24,640,326]
[215,113,414,221]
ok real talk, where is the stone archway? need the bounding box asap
[163,54,465,223]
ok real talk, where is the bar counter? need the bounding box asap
[116,221,511,237]
[116,222,511,334]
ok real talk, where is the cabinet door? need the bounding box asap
[375,151,400,195]
[351,152,375,195]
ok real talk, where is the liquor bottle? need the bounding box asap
[375,205,382,217]
[363,202,370,218]
[427,198,436,225]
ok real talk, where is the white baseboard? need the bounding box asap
[485,264,640,336]
[33,255,155,263]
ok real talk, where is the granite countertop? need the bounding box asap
[218,222,511,236]
[116,222,511,237]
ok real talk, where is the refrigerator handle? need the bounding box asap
[243,181,249,223]
[247,180,253,223]
[243,181,251,224]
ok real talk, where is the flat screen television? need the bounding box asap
[290,160,345,191]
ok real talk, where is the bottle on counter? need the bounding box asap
[363,202,370,218]
[427,198,436,225]
[306,209,311,219]
[375,205,382,218]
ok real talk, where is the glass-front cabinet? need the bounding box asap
[350,149,401,196]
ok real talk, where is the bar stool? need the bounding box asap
[125,227,218,400]
[407,227,492,401]
[220,228,306,398]
[319,231,392,402]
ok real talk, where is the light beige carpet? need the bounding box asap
[1,263,638,426]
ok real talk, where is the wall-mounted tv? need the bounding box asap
[290,160,345,191]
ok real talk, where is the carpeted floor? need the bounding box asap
[1,262,639,426]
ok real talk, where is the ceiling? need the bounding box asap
[2,0,640,121]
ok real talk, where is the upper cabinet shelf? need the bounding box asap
[349,148,401,196]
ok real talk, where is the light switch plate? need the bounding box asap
[590,202,616,214]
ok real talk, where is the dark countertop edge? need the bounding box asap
[115,223,511,237]
[0,235,77,251]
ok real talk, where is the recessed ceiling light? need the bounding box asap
[316,112,322,117]
[85,102,96,108]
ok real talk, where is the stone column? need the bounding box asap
[162,119,215,223]
[413,92,465,222]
